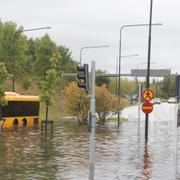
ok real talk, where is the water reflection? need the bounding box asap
[0,129,60,179]
[142,145,152,180]
[89,163,95,180]
[0,117,179,179]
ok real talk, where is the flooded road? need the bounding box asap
[0,103,179,179]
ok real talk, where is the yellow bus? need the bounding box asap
[0,92,40,129]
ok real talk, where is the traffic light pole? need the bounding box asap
[89,61,96,180]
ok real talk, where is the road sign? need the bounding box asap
[141,101,153,114]
[131,69,171,77]
[142,89,154,101]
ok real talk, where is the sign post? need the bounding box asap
[142,88,154,143]
[145,0,153,144]
[89,61,96,180]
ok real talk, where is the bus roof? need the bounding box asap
[5,92,19,96]
[4,92,40,102]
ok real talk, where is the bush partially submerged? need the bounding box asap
[64,82,129,124]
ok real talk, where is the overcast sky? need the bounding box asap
[0,0,179,74]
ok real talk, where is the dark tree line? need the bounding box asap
[0,20,77,89]
[0,20,176,100]
[151,76,175,99]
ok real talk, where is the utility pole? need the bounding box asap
[145,0,153,143]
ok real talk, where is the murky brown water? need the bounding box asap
[0,118,179,180]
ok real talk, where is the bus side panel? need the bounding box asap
[1,100,40,129]
[2,116,39,128]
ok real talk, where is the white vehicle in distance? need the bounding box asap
[151,98,161,104]
[168,97,176,103]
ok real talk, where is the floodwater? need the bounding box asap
[0,104,180,180]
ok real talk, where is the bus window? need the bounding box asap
[33,118,39,125]
[2,101,40,117]
[22,118,27,127]
[13,119,19,126]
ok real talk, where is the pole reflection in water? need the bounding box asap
[89,163,95,180]
[142,145,152,180]
[0,112,178,180]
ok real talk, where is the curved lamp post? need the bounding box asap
[79,45,109,65]
[115,54,139,95]
[23,27,51,32]
[117,23,162,126]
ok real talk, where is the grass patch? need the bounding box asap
[39,102,70,121]
[106,117,128,122]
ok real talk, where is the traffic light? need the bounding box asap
[77,64,89,94]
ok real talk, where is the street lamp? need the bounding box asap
[117,23,162,126]
[22,27,51,32]
[12,26,51,92]
[79,45,109,65]
[115,54,139,95]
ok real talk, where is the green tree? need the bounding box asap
[0,63,8,108]
[0,21,28,77]
[96,85,115,123]
[58,46,77,73]
[58,46,77,85]
[159,76,175,98]
[34,34,58,76]
[120,78,136,96]
[108,77,136,96]
[96,85,129,123]
[96,70,110,86]
[40,53,60,122]
[0,20,79,92]
[64,82,89,125]
[24,38,36,74]
[63,82,129,125]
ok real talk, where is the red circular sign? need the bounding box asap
[141,101,154,114]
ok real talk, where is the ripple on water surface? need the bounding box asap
[0,115,179,179]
